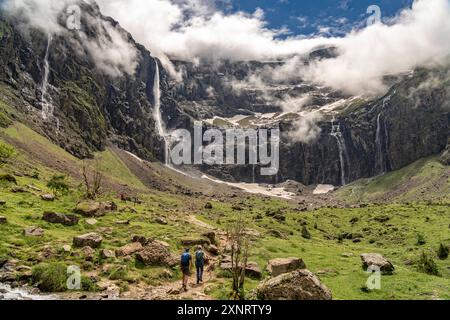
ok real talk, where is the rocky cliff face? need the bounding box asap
[0,2,448,186]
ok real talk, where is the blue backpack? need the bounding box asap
[181,252,191,267]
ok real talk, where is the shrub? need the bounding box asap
[107,266,129,281]
[437,243,449,260]
[32,262,68,292]
[416,233,426,246]
[301,226,311,239]
[47,175,69,195]
[416,251,439,276]
[81,276,99,292]
[0,142,15,164]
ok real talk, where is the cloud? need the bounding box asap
[2,0,139,77]
[96,0,450,96]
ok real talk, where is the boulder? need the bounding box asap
[361,253,395,275]
[267,258,306,277]
[116,242,143,257]
[206,244,220,255]
[23,226,44,237]
[43,212,79,226]
[82,246,95,261]
[62,245,72,253]
[41,194,55,201]
[136,240,178,267]
[85,218,98,226]
[73,233,103,248]
[101,249,116,259]
[180,238,210,247]
[219,257,262,279]
[204,202,213,209]
[201,232,217,245]
[0,216,7,224]
[74,201,117,217]
[256,269,332,300]
[154,217,168,225]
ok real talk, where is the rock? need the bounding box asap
[73,233,103,248]
[267,258,306,277]
[0,216,7,224]
[116,242,143,257]
[204,202,213,209]
[39,246,55,260]
[245,262,263,279]
[267,230,288,239]
[101,249,116,259]
[43,212,79,226]
[11,187,27,193]
[0,174,17,184]
[40,194,55,201]
[62,245,72,253]
[301,226,311,239]
[256,270,332,300]
[180,238,210,247]
[74,201,117,217]
[135,240,178,267]
[206,244,219,255]
[341,253,354,258]
[115,220,130,225]
[27,185,42,192]
[85,218,98,226]
[23,226,44,237]
[0,200,6,206]
[201,232,216,245]
[154,217,168,225]
[82,246,95,261]
[361,253,395,275]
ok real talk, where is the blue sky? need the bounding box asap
[218,0,414,36]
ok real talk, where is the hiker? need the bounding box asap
[180,248,192,291]
[195,245,205,285]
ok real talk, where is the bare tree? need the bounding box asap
[81,159,103,199]
[228,213,249,300]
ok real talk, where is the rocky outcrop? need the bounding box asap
[73,201,117,217]
[73,233,103,249]
[361,253,395,275]
[135,240,178,267]
[256,270,332,300]
[42,212,79,226]
[267,258,306,277]
[116,242,143,257]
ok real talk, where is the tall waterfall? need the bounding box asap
[331,118,349,186]
[40,35,60,133]
[375,96,391,174]
[153,61,170,165]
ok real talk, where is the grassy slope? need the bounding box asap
[0,122,449,300]
[336,157,450,203]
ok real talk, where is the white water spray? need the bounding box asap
[374,96,391,174]
[153,61,170,165]
[331,118,349,186]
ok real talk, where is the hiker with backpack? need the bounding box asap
[195,245,205,285]
[180,248,192,291]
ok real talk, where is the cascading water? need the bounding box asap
[331,118,349,186]
[40,34,60,133]
[153,61,170,165]
[374,96,391,174]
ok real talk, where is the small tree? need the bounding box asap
[437,243,449,260]
[417,251,439,276]
[81,160,103,200]
[227,213,249,300]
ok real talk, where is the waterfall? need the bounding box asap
[40,35,60,134]
[41,35,53,120]
[152,61,170,165]
[331,118,349,186]
[374,96,391,174]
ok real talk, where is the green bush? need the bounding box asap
[416,251,439,276]
[32,262,68,292]
[81,276,99,292]
[107,266,129,281]
[437,243,449,260]
[0,143,15,164]
[47,175,70,195]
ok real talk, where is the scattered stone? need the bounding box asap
[82,246,95,261]
[256,269,332,300]
[204,202,213,209]
[136,240,178,267]
[23,226,44,237]
[11,187,26,193]
[0,200,6,206]
[180,238,211,247]
[341,253,354,258]
[85,218,98,226]
[101,249,116,259]
[0,174,17,184]
[74,201,117,217]
[115,220,130,225]
[206,244,219,255]
[62,245,72,253]
[154,217,168,225]
[73,233,103,248]
[40,194,55,201]
[361,253,395,275]
[0,216,7,224]
[268,258,306,277]
[27,185,42,192]
[116,242,143,257]
[43,212,79,226]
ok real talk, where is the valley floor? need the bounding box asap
[0,123,449,300]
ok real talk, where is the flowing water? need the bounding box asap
[153,61,170,165]
[375,96,391,174]
[330,118,349,186]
